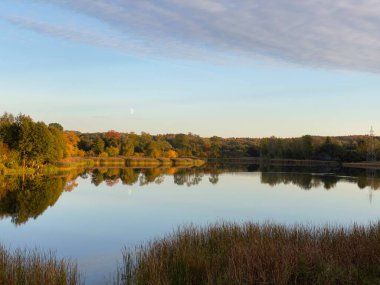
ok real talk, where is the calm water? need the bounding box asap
[1,165,380,284]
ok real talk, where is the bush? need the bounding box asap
[99,152,109,158]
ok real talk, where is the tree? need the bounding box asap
[209,136,223,158]
[92,138,105,155]
[77,134,93,152]
[16,116,61,167]
[137,132,153,153]
[166,150,178,158]
[64,132,80,157]
[146,141,161,158]
[0,113,18,150]
[301,135,313,159]
[48,125,66,161]
[315,137,343,161]
[105,130,122,147]
[173,134,190,155]
[120,140,134,157]
[106,146,119,157]
[48,123,64,132]
[0,142,13,171]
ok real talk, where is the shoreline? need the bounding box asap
[3,157,380,176]
[342,162,380,169]
[0,157,206,176]
[208,157,340,166]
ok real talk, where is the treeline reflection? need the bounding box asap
[87,166,380,191]
[0,172,78,225]
[89,167,208,187]
[1,165,380,225]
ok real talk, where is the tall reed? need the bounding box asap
[118,222,380,285]
[0,245,82,285]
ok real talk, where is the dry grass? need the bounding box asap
[0,245,82,285]
[117,223,380,285]
[172,158,205,166]
[125,157,161,167]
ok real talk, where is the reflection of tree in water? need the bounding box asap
[357,174,380,190]
[0,177,14,200]
[90,167,209,187]
[173,169,204,187]
[91,168,121,186]
[91,168,107,186]
[2,166,380,226]
[322,176,339,190]
[260,172,339,190]
[260,171,380,190]
[0,176,72,225]
[209,173,219,184]
[140,168,164,186]
[208,168,220,185]
[120,168,139,185]
[105,169,121,187]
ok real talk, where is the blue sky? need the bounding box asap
[1,0,380,137]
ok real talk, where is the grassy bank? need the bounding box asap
[0,157,205,176]
[118,222,380,285]
[0,245,81,285]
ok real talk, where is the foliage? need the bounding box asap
[92,137,105,155]
[64,132,80,156]
[0,114,67,168]
[106,146,120,157]
[120,140,134,156]
[1,112,379,169]
[166,150,178,158]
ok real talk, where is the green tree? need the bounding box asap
[146,141,161,158]
[120,140,134,156]
[15,116,62,167]
[92,138,105,155]
[301,135,313,159]
[48,123,64,132]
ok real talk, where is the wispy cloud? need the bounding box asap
[6,0,380,72]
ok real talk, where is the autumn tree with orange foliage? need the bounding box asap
[105,130,122,147]
[63,132,80,157]
[166,150,178,158]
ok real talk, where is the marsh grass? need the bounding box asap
[0,245,82,285]
[117,222,380,285]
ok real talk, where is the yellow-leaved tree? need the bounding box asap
[63,132,80,157]
[166,150,178,158]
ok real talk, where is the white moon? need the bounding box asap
[130,108,135,115]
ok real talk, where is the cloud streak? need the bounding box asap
[6,0,380,72]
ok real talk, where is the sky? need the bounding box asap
[1,0,380,137]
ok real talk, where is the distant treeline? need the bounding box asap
[0,112,379,170]
[77,131,379,162]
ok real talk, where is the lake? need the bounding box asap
[1,164,380,284]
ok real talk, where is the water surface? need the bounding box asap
[1,165,380,284]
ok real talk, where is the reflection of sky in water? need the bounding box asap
[1,171,380,284]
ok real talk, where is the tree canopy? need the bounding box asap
[0,112,379,171]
